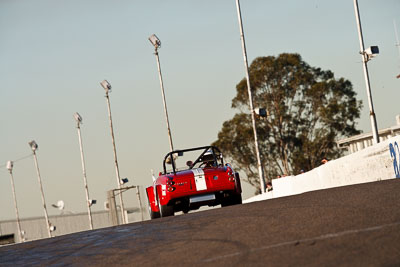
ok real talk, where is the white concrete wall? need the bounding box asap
[271,135,400,198]
[243,191,274,203]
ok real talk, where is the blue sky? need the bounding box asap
[0,0,399,220]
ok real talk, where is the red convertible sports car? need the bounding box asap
[146,146,242,219]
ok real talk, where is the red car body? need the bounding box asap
[146,146,242,218]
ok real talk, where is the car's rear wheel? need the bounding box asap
[157,195,174,217]
[148,199,160,219]
[232,194,242,205]
[160,204,174,217]
[221,194,242,207]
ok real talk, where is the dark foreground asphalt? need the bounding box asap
[1,179,400,266]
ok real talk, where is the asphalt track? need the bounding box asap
[1,179,400,266]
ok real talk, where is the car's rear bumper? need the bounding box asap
[167,189,240,212]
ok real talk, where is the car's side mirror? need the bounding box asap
[186,160,193,167]
[159,172,162,176]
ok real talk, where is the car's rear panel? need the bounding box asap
[157,166,237,206]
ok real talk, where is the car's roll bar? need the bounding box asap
[162,145,224,174]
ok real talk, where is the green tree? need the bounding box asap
[213,53,362,192]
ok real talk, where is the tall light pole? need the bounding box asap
[6,161,23,242]
[149,34,174,152]
[235,0,265,193]
[29,140,52,238]
[394,20,400,71]
[100,80,127,224]
[353,0,380,144]
[74,112,94,230]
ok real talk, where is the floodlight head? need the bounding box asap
[148,34,161,49]
[254,108,267,117]
[88,199,97,207]
[364,46,379,61]
[365,46,379,56]
[100,80,112,92]
[121,178,129,185]
[74,112,83,124]
[28,140,38,152]
[6,161,13,172]
[50,225,56,232]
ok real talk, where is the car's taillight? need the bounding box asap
[166,177,175,192]
[226,165,235,182]
[167,186,176,192]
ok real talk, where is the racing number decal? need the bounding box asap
[389,142,400,178]
[192,169,207,191]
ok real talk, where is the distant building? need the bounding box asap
[337,115,400,154]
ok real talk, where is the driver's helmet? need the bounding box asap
[202,149,214,163]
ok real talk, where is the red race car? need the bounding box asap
[146,146,242,219]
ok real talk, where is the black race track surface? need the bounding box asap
[1,179,400,266]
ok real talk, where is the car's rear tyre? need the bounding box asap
[160,204,174,217]
[150,209,161,219]
[232,194,242,205]
[157,194,174,217]
[148,199,160,219]
[221,194,242,207]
